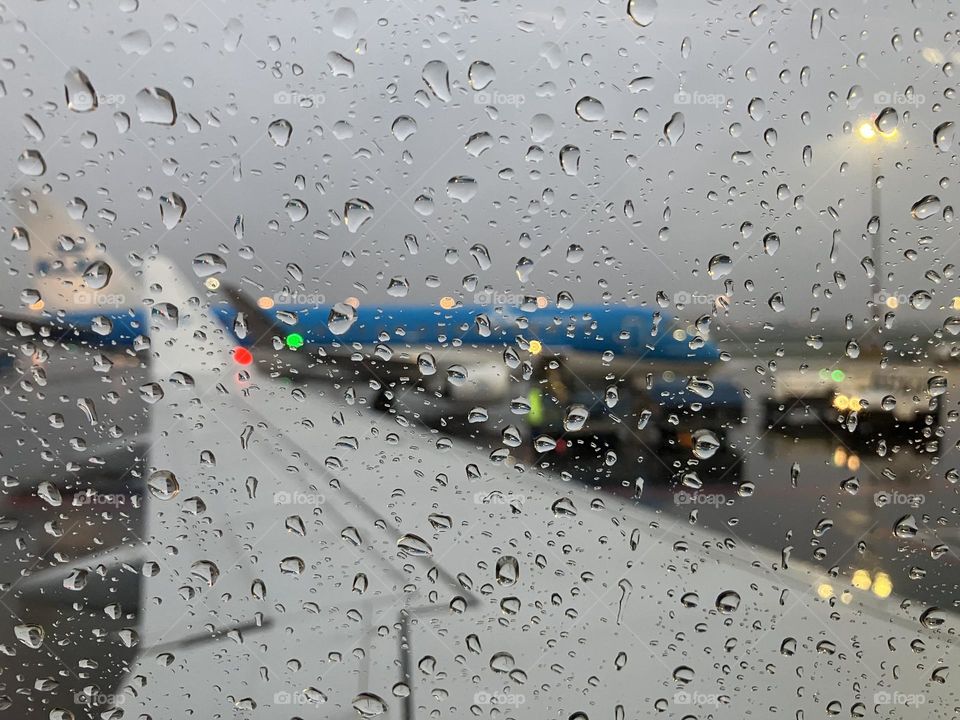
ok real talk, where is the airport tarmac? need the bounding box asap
[0,345,955,717]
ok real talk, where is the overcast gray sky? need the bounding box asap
[1,0,957,340]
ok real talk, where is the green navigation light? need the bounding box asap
[285,332,305,349]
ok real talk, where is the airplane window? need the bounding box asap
[0,1,957,718]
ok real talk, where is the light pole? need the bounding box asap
[855,119,899,339]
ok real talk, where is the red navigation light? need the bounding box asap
[233,346,253,365]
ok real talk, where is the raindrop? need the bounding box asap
[64,68,97,112]
[707,254,732,279]
[397,533,433,557]
[928,376,948,397]
[352,693,388,718]
[268,119,292,147]
[344,198,374,233]
[627,0,657,26]
[468,61,496,90]
[496,556,519,585]
[332,7,359,38]
[190,560,219,587]
[422,60,451,102]
[446,176,478,203]
[391,115,417,141]
[934,121,955,152]
[147,470,180,500]
[664,112,685,145]
[810,7,822,39]
[875,106,899,133]
[716,590,741,613]
[563,404,589,432]
[10,226,29,252]
[894,514,918,538]
[159,192,186,229]
[762,233,780,256]
[192,253,226,278]
[692,429,720,459]
[559,145,581,176]
[285,198,309,222]
[327,302,357,335]
[14,624,44,649]
[82,260,112,290]
[911,195,941,220]
[575,96,605,121]
[17,150,45,176]
[279,556,305,575]
[920,607,946,629]
[136,87,177,125]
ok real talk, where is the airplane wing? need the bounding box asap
[92,259,955,718]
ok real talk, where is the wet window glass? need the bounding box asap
[0,1,957,718]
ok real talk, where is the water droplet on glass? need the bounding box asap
[391,115,417,141]
[422,60,451,102]
[192,252,227,278]
[692,429,720,459]
[397,533,433,557]
[810,7,822,39]
[14,624,44,649]
[446,176,478,203]
[136,87,177,125]
[17,150,46,176]
[328,302,357,335]
[82,260,112,290]
[563,404,589,431]
[875,106,899,133]
[911,195,941,220]
[190,560,220,586]
[64,67,97,112]
[496,556,519,585]
[344,198,374,233]
[627,0,657,26]
[147,470,180,500]
[716,590,741,613]
[707,254,732,279]
[285,198,309,222]
[934,121,955,151]
[664,112,685,145]
[352,693,388,718]
[575,96,605,121]
[268,118,292,147]
[468,61,496,90]
[559,144,581,176]
[159,192,186,229]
